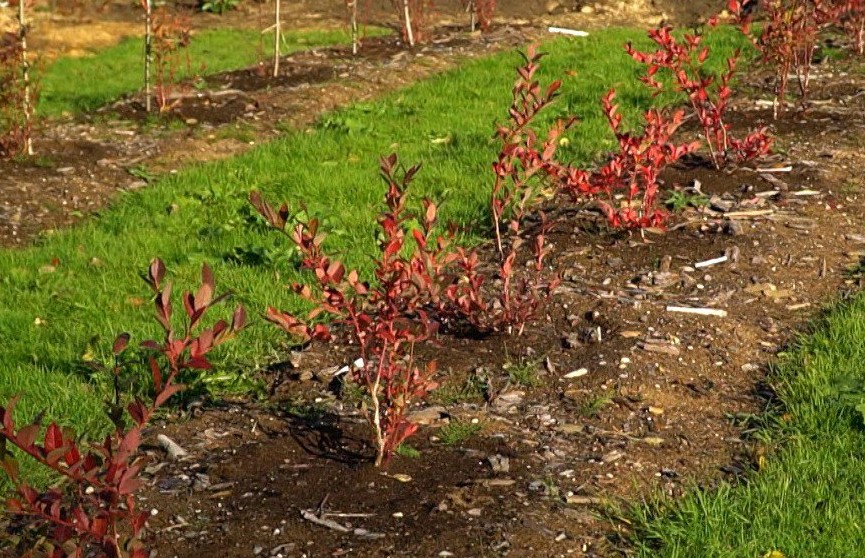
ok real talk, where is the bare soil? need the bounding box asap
[3,2,865,558]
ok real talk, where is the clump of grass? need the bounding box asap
[432,370,488,405]
[505,358,543,388]
[580,392,614,418]
[395,444,421,458]
[438,420,483,446]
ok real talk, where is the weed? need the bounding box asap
[580,392,614,417]
[665,190,709,211]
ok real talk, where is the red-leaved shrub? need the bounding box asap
[731,0,837,117]
[251,161,443,467]
[1,260,244,558]
[626,25,772,167]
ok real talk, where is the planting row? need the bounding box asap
[0,0,499,160]
[4,1,865,556]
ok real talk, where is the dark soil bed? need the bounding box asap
[4,3,865,558]
[125,70,865,556]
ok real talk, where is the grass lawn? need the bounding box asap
[0,26,747,486]
[39,27,386,116]
[629,295,865,557]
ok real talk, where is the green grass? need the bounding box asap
[38,27,385,116]
[437,420,483,446]
[0,26,749,488]
[505,358,542,388]
[629,294,865,557]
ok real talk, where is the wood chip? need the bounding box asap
[565,495,604,505]
[694,255,728,269]
[724,209,775,219]
[666,306,728,317]
[638,340,680,356]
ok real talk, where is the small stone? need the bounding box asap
[467,508,482,517]
[724,220,744,236]
[602,450,624,463]
[710,196,735,212]
[408,405,449,426]
[580,4,595,13]
[493,391,524,409]
[563,333,581,349]
[488,454,510,473]
[652,271,680,288]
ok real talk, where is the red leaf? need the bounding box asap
[112,333,131,355]
[232,305,246,332]
[127,399,147,426]
[149,357,163,392]
[148,259,166,289]
[44,423,63,453]
[154,383,184,408]
[16,424,40,448]
[195,263,215,310]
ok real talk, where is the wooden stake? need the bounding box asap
[18,0,33,155]
[402,0,414,47]
[348,0,358,55]
[143,0,152,113]
[273,0,281,77]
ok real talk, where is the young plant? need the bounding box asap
[251,157,444,467]
[346,0,359,54]
[626,25,772,167]
[392,0,434,46]
[0,260,244,557]
[151,8,193,113]
[730,0,837,117]
[583,90,699,229]
[444,211,559,336]
[831,0,865,53]
[490,45,576,256]
[461,0,496,31]
[0,0,37,159]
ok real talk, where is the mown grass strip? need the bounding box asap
[39,27,387,116]
[0,26,747,487]
[630,294,865,557]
